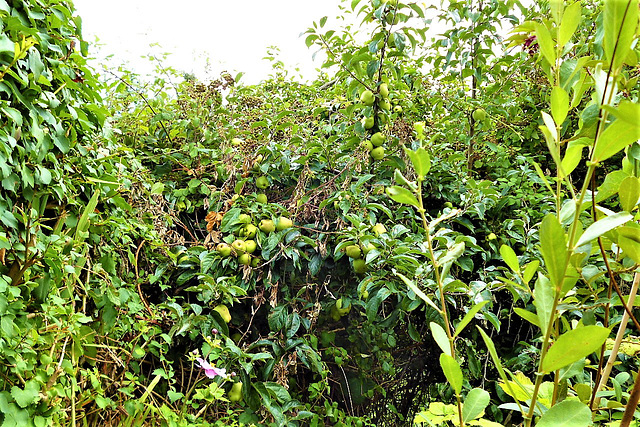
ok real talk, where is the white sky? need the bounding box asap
[73,0,349,84]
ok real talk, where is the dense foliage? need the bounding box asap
[1,0,640,426]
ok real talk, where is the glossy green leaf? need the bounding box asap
[462,388,490,422]
[619,176,640,212]
[542,325,610,372]
[558,2,582,47]
[386,186,419,208]
[500,244,519,274]
[536,399,592,427]
[454,300,490,338]
[575,211,632,247]
[514,307,540,328]
[592,118,640,163]
[605,101,640,127]
[440,353,463,395]
[540,214,567,290]
[430,322,452,357]
[405,147,431,179]
[603,0,639,70]
[523,260,540,284]
[534,275,554,336]
[535,22,556,65]
[551,86,569,126]
[617,225,640,264]
[397,272,441,313]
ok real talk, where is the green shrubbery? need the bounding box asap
[1,0,640,426]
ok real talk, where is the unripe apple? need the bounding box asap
[244,240,257,254]
[243,224,258,239]
[276,217,293,231]
[379,83,389,98]
[259,219,275,233]
[363,116,375,129]
[472,108,487,121]
[362,140,374,151]
[238,253,251,265]
[370,147,385,160]
[238,214,251,224]
[345,245,362,259]
[353,259,367,274]
[216,243,232,257]
[256,176,269,189]
[251,257,260,268]
[372,223,387,236]
[232,239,246,254]
[256,193,268,203]
[379,99,391,111]
[371,132,385,147]
[360,90,375,106]
[228,382,243,402]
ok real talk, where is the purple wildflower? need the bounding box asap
[196,358,228,379]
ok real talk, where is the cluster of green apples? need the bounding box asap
[343,222,387,274]
[330,297,352,321]
[359,82,394,161]
[215,213,294,267]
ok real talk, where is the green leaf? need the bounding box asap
[405,147,431,179]
[439,353,463,395]
[523,260,540,284]
[534,275,554,336]
[542,325,610,372]
[551,86,569,126]
[150,182,164,195]
[11,380,40,408]
[462,388,490,422]
[536,399,592,427]
[75,188,100,241]
[575,211,632,247]
[592,118,640,163]
[617,225,640,264]
[535,22,556,65]
[605,101,640,127]
[558,2,582,47]
[603,0,639,70]
[397,272,441,313]
[430,322,452,356]
[386,185,419,208]
[539,214,567,291]
[514,307,540,328]
[499,245,519,274]
[454,300,490,338]
[619,176,640,212]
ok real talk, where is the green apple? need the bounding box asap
[214,304,232,323]
[232,239,246,254]
[256,176,269,189]
[244,239,257,254]
[238,253,251,265]
[251,257,260,268]
[336,298,352,315]
[362,242,375,254]
[379,83,389,98]
[276,217,293,231]
[360,90,375,106]
[353,259,367,274]
[345,245,362,259]
[259,219,276,233]
[216,243,232,257]
[472,108,487,121]
[372,223,387,236]
[238,214,251,224]
[371,132,385,147]
[228,382,243,402]
[363,116,375,129]
[394,105,402,113]
[379,99,391,111]
[231,137,243,146]
[362,140,374,151]
[370,146,385,160]
[256,193,268,203]
[243,224,258,239]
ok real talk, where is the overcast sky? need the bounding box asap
[73,0,349,84]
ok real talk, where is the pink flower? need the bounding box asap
[196,358,228,379]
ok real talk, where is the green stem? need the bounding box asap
[415,179,464,426]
